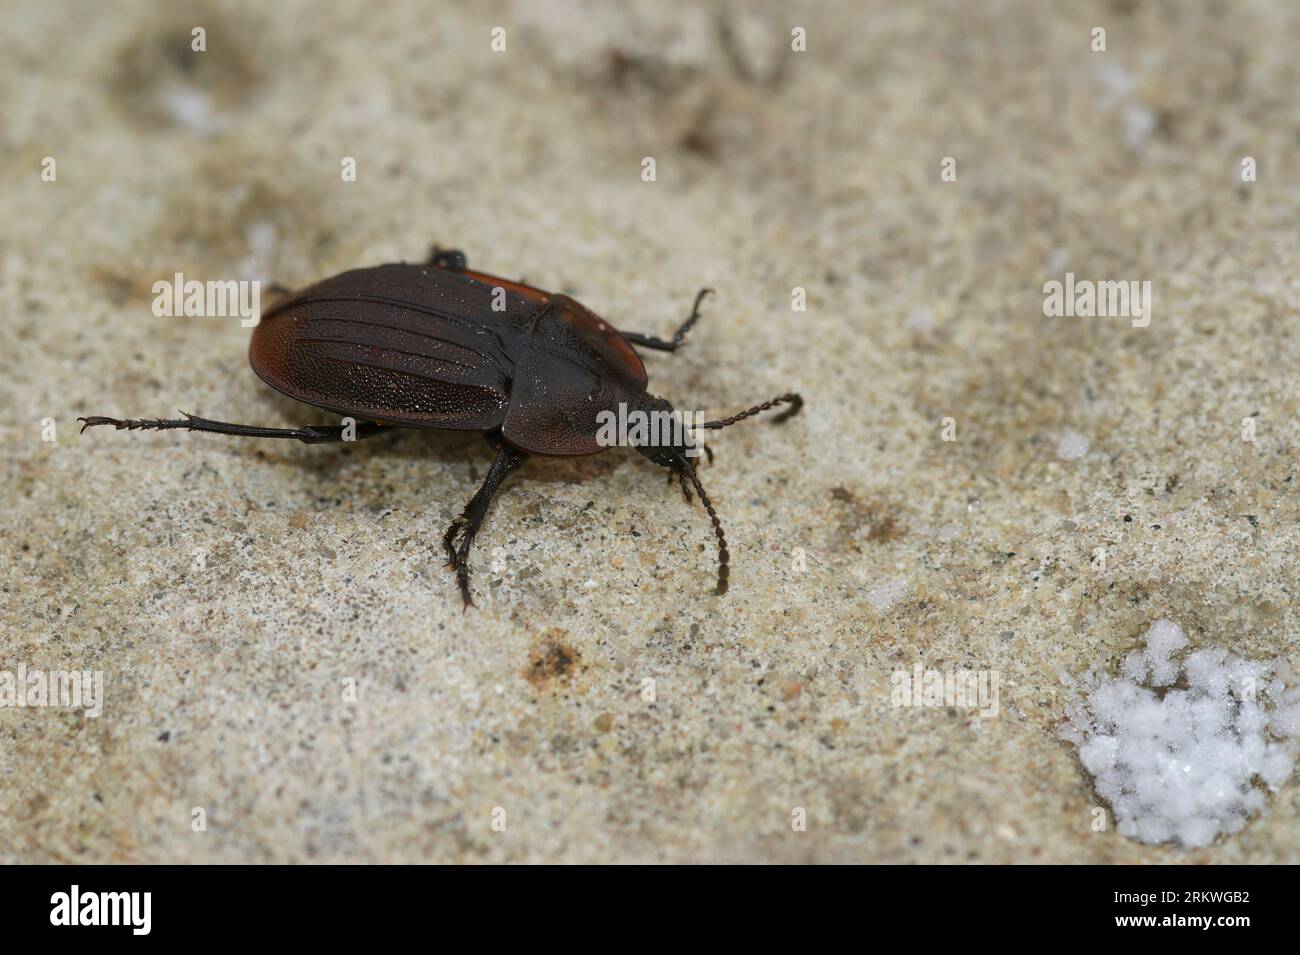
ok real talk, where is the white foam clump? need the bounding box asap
[1061,619,1300,849]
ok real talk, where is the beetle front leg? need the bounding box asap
[442,442,528,608]
[620,287,712,352]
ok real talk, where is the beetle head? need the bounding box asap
[631,395,704,471]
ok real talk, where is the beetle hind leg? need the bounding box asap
[442,443,528,608]
[78,412,390,444]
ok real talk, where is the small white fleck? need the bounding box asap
[866,576,909,615]
[158,86,217,132]
[905,306,933,333]
[1124,103,1157,149]
[1056,430,1090,461]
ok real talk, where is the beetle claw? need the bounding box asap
[454,560,476,608]
[79,416,124,432]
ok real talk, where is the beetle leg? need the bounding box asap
[426,246,468,270]
[620,288,712,352]
[442,517,466,569]
[443,443,528,609]
[78,412,389,444]
[677,471,693,503]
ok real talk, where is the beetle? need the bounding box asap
[80,248,802,606]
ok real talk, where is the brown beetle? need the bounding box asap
[81,249,802,605]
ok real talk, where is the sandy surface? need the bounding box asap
[3,1,1299,863]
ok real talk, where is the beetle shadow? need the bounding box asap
[520,447,628,487]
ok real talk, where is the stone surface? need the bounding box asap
[2,1,1299,863]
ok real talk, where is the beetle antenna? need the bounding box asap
[685,463,729,595]
[702,392,802,430]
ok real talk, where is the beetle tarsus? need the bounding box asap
[79,415,189,433]
[668,286,713,348]
[456,566,477,611]
[442,517,467,571]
